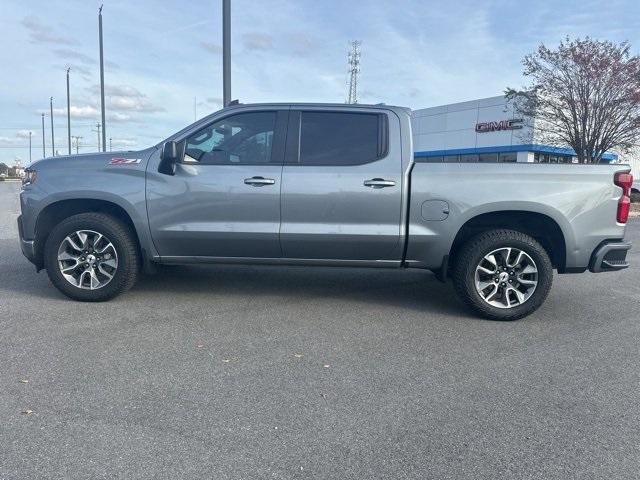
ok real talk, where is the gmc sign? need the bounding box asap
[475,118,524,133]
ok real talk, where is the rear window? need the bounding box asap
[299,112,386,166]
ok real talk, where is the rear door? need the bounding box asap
[280,108,403,261]
[146,109,287,258]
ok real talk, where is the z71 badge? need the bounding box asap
[109,157,142,165]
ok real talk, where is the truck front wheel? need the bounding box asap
[43,212,140,301]
[452,229,553,320]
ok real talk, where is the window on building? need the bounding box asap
[459,154,479,162]
[421,156,443,163]
[498,152,517,163]
[443,155,459,162]
[184,111,276,165]
[299,112,385,165]
[478,153,498,163]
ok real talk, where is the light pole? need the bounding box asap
[29,131,32,163]
[109,137,112,151]
[222,0,231,107]
[41,113,45,157]
[66,67,71,155]
[49,97,55,156]
[98,4,106,152]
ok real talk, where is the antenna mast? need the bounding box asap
[346,40,361,104]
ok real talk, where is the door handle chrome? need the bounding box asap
[244,176,275,186]
[364,178,396,188]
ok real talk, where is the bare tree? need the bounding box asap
[506,38,640,163]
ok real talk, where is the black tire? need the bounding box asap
[44,212,140,301]
[452,229,553,321]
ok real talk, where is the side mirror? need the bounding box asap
[159,141,179,175]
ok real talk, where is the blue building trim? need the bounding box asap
[414,144,618,162]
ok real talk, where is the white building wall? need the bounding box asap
[412,95,534,156]
[624,149,640,191]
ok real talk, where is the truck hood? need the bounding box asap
[29,148,155,170]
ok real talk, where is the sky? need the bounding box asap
[1,0,639,166]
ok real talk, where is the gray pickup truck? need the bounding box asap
[18,103,633,320]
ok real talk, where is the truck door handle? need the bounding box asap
[364,178,396,188]
[244,176,275,186]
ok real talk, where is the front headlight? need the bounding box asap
[22,168,37,186]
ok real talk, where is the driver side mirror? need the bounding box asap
[159,141,179,175]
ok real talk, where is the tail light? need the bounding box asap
[614,172,633,223]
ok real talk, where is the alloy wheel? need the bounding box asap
[474,247,538,309]
[57,230,118,290]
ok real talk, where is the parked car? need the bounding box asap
[18,103,633,319]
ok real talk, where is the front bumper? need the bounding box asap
[589,241,632,273]
[17,215,36,265]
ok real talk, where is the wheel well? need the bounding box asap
[449,211,566,271]
[34,199,140,269]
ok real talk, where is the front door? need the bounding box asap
[280,109,403,261]
[147,109,287,258]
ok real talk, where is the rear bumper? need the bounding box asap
[17,215,36,265]
[589,241,631,273]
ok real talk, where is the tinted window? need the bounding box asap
[299,112,384,165]
[478,153,498,163]
[184,112,276,165]
[459,154,478,162]
[499,152,517,162]
[420,155,443,163]
[444,155,460,162]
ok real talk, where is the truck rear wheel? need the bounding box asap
[44,213,140,301]
[452,229,553,320]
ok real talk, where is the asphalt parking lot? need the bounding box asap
[1,180,639,480]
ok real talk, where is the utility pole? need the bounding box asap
[71,135,82,154]
[98,4,106,152]
[92,123,101,151]
[29,131,32,163]
[41,113,45,157]
[346,40,361,104]
[66,67,71,155]
[222,0,231,107]
[50,97,55,156]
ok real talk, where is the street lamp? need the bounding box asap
[222,0,231,107]
[66,67,71,155]
[49,97,55,156]
[41,113,45,158]
[98,4,106,152]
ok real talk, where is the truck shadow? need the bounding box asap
[132,263,466,317]
[1,238,466,317]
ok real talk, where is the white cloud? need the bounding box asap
[21,16,76,45]
[88,84,165,113]
[108,112,132,122]
[54,49,95,65]
[15,130,34,139]
[201,42,223,54]
[110,138,138,148]
[242,33,274,51]
[49,105,99,119]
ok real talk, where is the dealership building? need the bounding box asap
[411,95,618,164]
